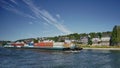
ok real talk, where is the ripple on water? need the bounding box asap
[0,48,120,68]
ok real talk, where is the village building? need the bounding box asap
[100,37,110,45]
[80,36,88,45]
[92,38,101,45]
[92,37,110,46]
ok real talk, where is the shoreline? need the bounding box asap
[83,48,120,50]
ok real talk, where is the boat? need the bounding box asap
[3,40,82,51]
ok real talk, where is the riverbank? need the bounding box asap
[76,44,120,50]
[83,48,120,50]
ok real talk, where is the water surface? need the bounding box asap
[0,47,120,68]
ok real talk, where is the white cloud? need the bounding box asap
[0,0,36,19]
[0,0,14,8]
[10,0,18,5]
[56,14,60,19]
[29,22,33,25]
[22,0,72,34]
[0,0,72,35]
[43,22,49,26]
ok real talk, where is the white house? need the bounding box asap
[92,37,110,46]
[92,38,101,45]
[101,37,110,45]
[80,37,88,44]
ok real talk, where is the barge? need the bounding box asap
[3,40,82,51]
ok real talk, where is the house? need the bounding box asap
[92,37,110,46]
[80,37,88,44]
[92,38,101,45]
[101,37,110,45]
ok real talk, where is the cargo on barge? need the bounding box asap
[3,40,82,51]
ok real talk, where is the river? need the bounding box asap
[0,47,120,68]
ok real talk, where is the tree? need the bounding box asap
[101,31,111,37]
[111,25,120,46]
[72,33,80,40]
[97,32,102,39]
[89,32,96,38]
[54,36,59,42]
[34,39,38,43]
[88,35,92,45]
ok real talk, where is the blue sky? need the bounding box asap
[0,0,120,41]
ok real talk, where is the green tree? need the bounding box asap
[34,39,38,43]
[81,33,87,37]
[88,35,92,45]
[89,32,96,38]
[54,36,59,42]
[97,32,102,39]
[72,33,80,40]
[111,25,120,46]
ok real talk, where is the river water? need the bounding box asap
[0,47,120,68]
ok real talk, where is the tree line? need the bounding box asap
[46,31,112,42]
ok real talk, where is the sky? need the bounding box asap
[0,0,120,41]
